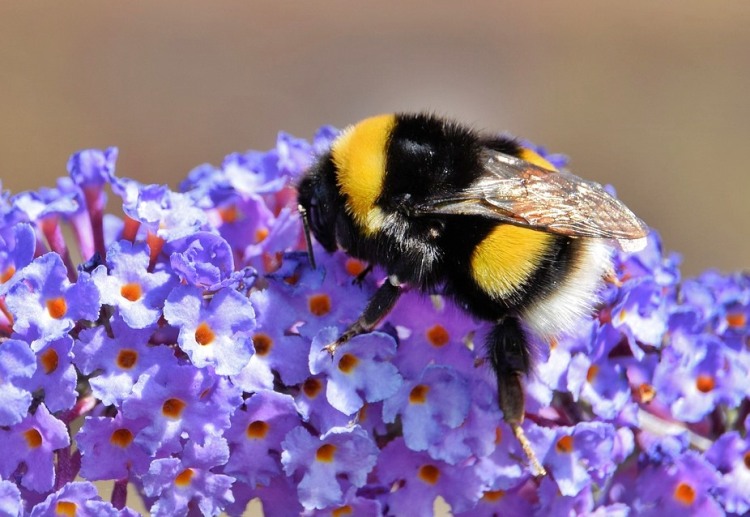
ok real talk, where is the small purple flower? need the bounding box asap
[377,438,484,516]
[22,335,77,413]
[281,425,378,510]
[29,481,138,517]
[122,363,242,455]
[165,232,235,289]
[0,404,70,492]
[73,313,172,406]
[567,352,632,420]
[77,412,152,481]
[0,478,22,517]
[382,364,471,453]
[92,240,175,329]
[223,390,301,487]
[536,421,620,496]
[0,338,36,426]
[630,452,723,516]
[164,284,256,375]
[705,429,750,514]
[6,252,100,348]
[0,222,36,296]
[141,434,234,517]
[309,327,402,416]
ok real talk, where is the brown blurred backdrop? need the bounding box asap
[0,1,748,276]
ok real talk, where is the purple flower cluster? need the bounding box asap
[0,127,748,516]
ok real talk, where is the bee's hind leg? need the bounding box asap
[323,275,403,355]
[487,317,547,476]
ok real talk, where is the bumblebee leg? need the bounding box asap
[352,263,374,286]
[487,317,547,476]
[323,276,403,355]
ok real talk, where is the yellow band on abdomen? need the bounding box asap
[471,224,554,300]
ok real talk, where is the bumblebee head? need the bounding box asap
[297,153,340,264]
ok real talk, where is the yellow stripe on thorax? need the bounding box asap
[332,114,396,233]
[471,147,557,300]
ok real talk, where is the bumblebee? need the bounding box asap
[297,113,648,475]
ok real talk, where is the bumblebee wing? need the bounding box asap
[413,150,649,251]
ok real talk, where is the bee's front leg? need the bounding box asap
[323,275,403,355]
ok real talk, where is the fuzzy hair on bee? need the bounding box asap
[297,112,649,475]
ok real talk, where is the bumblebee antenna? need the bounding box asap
[298,204,317,269]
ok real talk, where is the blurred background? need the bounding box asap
[0,1,747,276]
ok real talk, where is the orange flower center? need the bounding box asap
[316,444,336,462]
[24,429,43,448]
[175,468,194,487]
[338,353,359,373]
[162,398,187,419]
[673,482,696,505]
[46,297,67,319]
[110,428,134,448]
[195,322,215,346]
[117,349,138,369]
[556,435,574,454]
[426,324,450,347]
[409,384,430,404]
[303,378,323,398]
[120,283,142,302]
[695,374,715,393]
[253,333,273,356]
[55,502,77,517]
[418,464,440,485]
[308,294,331,316]
[246,421,269,439]
[40,348,59,374]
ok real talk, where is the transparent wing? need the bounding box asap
[412,150,649,250]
